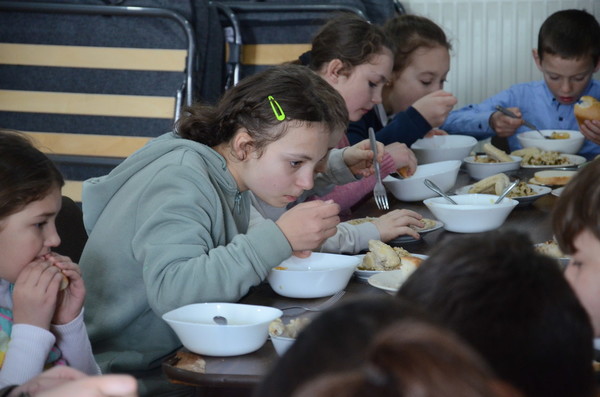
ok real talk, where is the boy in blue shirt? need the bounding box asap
[443,9,600,159]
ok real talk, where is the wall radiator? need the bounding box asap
[402,0,600,108]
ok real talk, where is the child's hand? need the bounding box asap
[412,90,457,128]
[44,252,86,325]
[276,200,340,255]
[372,209,424,242]
[384,142,417,176]
[489,107,522,137]
[12,257,64,329]
[579,119,600,145]
[424,129,448,138]
[342,139,384,177]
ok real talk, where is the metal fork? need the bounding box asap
[280,290,345,316]
[368,127,389,210]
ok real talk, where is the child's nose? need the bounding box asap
[296,171,314,190]
[560,79,573,94]
[45,225,61,248]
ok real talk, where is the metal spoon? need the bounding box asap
[424,179,457,204]
[495,105,550,139]
[213,315,228,326]
[495,179,520,204]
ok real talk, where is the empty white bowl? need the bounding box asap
[423,194,518,233]
[383,160,461,202]
[463,155,521,180]
[267,253,360,298]
[162,303,282,357]
[410,135,477,164]
[516,130,584,154]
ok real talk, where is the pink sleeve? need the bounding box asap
[316,152,396,212]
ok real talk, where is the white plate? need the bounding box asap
[354,254,428,282]
[367,266,419,295]
[551,187,564,197]
[454,184,551,207]
[388,220,444,245]
[520,154,586,168]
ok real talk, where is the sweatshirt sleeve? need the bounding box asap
[316,152,396,212]
[375,107,432,146]
[319,222,380,254]
[52,309,101,375]
[0,324,54,387]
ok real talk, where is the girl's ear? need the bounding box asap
[231,128,254,161]
[323,58,345,85]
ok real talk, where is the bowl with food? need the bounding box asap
[162,303,282,357]
[463,143,521,180]
[268,317,311,356]
[423,194,518,233]
[454,173,551,207]
[516,130,584,154]
[267,253,360,299]
[410,135,477,164]
[383,160,461,201]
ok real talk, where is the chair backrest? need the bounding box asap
[211,1,375,90]
[55,196,88,263]
[0,1,197,202]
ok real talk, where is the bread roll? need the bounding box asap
[468,173,509,194]
[533,170,576,186]
[483,143,513,162]
[575,96,600,127]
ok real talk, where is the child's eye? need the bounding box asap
[548,75,560,81]
[35,221,48,228]
[420,81,433,86]
[290,161,302,168]
[368,81,377,88]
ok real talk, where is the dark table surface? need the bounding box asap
[163,167,561,389]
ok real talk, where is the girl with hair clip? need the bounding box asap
[78,64,367,395]
[0,130,100,387]
[291,320,522,397]
[253,13,426,254]
[347,14,458,146]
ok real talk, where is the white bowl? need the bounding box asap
[270,334,295,356]
[410,135,478,164]
[516,130,584,154]
[383,160,461,202]
[162,303,282,357]
[267,253,360,298]
[463,155,521,180]
[423,194,518,233]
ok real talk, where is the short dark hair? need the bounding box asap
[254,296,432,397]
[397,230,595,397]
[537,9,600,65]
[553,158,600,255]
[0,129,64,221]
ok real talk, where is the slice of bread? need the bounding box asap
[533,170,576,186]
[483,143,514,162]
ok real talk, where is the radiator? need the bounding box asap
[401,0,600,108]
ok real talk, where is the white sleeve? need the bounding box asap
[52,309,101,375]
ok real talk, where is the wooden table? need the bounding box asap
[163,167,560,391]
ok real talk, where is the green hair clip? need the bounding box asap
[268,95,286,121]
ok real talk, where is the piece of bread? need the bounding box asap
[575,96,600,127]
[511,147,540,158]
[468,173,509,194]
[483,143,513,162]
[397,166,410,178]
[173,351,206,373]
[59,274,69,291]
[533,170,576,186]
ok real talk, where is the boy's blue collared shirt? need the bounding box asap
[442,79,600,159]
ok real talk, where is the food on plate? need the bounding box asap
[396,166,411,178]
[468,173,510,195]
[530,170,576,186]
[173,351,206,373]
[359,240,423,271]
[269,317,310,338]
[534,240,565,259]
[348,217,436,232]
[481,143,513,162]
[549,131,570,139]
[511,147,571,166]
[467,173,534,197]
[574,96,600,127]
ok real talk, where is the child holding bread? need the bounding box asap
[442,9,600,160]
[553,158,600,337]
[0,130,99,387]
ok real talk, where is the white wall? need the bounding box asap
[401,0,600,108]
